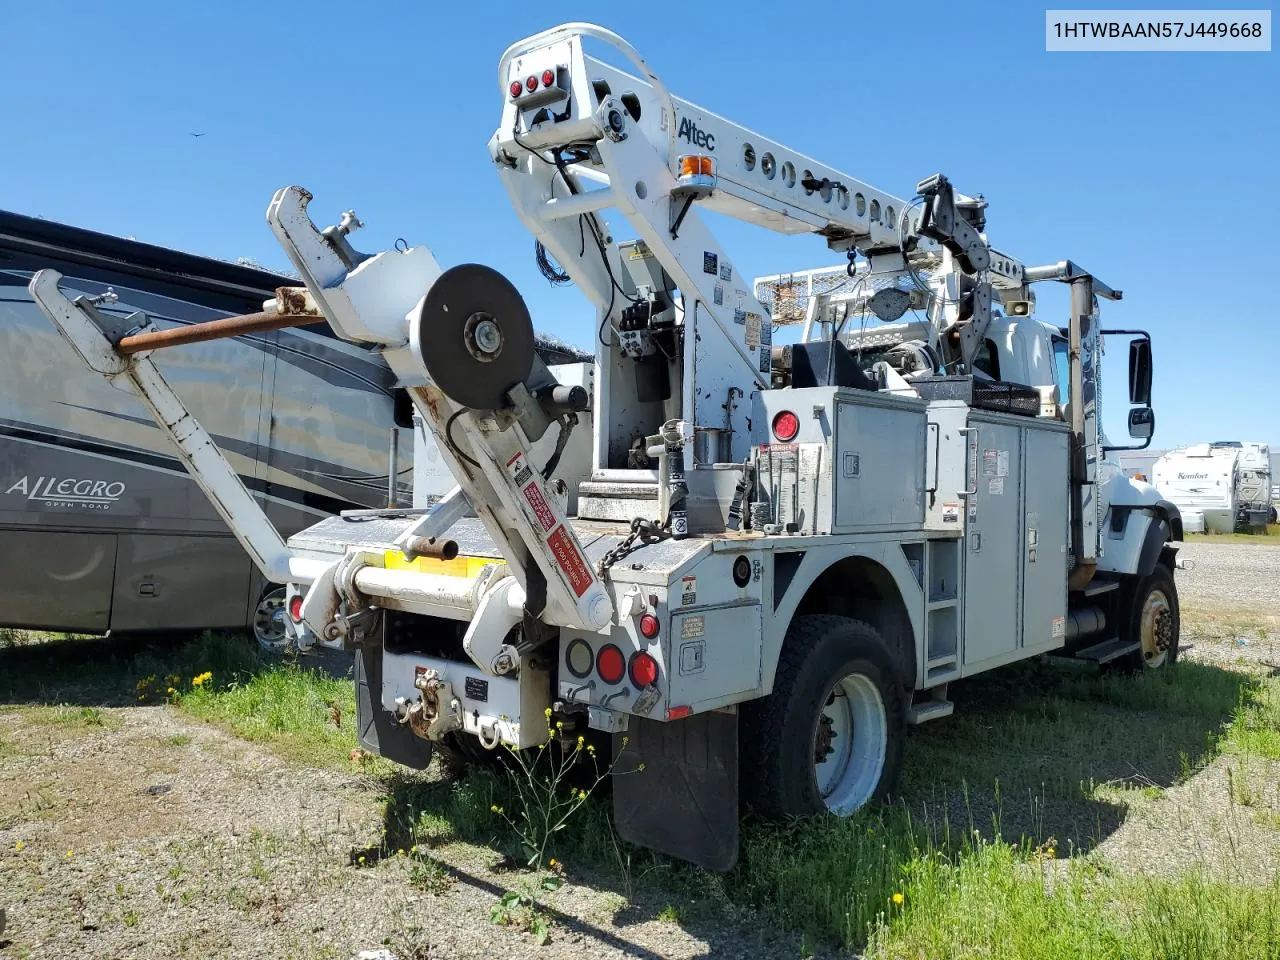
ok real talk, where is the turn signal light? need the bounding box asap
[629,651,659,688]
[596,644,626,685]
[639,613,660,639]
[772,410,800,442]
[288,594,303,623]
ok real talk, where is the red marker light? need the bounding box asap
[596,644,626,685]
[772,410,800,442]
[541,69,555,87]
[288,594,303,623]
[509,80,523,98]
[629,651,659,688]
[639,613,660,639]
[667,705,692,720]
[526,75,538,92]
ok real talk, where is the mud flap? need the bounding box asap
[612,710,738,871]
[354,645,433,770]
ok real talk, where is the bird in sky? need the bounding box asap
[190,132,206,138]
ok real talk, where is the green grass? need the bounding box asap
[5,618,1279,955]
[176,659,360,768]
[1185,523,1280,543]
[0,630,363,768]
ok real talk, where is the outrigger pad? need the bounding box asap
[415,263,535,411]
[613,711,739,871]
[354,645,433,770]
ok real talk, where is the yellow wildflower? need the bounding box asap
[637,763,646,772]
[587,744,596,755]
[555,720,564,731]
[1046,847,1056,858]
[191,671,213,687]
[65,848,73,859]
[544,707,553,719]
[357,855,365,864]
[14,840,24,852]
[549,858,558,868]
[891,892,904,906]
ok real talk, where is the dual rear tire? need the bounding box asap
[740,615,906,818]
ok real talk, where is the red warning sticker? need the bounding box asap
[547,525,593,597]
[508,452,557,532]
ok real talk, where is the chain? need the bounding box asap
[596,517,670,577]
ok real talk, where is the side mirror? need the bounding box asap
[1128,406,1155,440]
[1128,338,1152,405]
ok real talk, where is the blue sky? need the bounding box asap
[2,0,1276,448]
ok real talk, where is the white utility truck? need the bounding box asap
[31,23,1183,870]
[1153,441,1272,533]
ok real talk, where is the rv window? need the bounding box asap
[1052,336,1070,395]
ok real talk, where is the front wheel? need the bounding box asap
[740,615,906,818]
[1119,563,1180,670]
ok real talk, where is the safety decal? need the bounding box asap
[1051,615,1065,639]
[719,262,732,281]
[942,502,960,524]
[681,575,697,607]
[988,477,1004,496]
[547,525,593,597]
[733,308,746,325]
[508,452,557,532]
[982,449,998,476]
[744,313,761,349]
[681,614,705,639]
[703,251,718,275]
[713,284,724,305]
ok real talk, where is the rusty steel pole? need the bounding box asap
[115,312,323,355]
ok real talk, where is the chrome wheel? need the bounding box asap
[252,586,290,653]
[812,671,888,814]
[1139,587,1174,669]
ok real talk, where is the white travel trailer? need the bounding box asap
[1153,441,1271,533]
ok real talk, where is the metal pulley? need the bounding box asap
[415,264,536,410]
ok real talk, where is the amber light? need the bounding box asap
[678,155,715,178]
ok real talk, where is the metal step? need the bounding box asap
[1071,636,1139,664]
[1079,579,1120,598]
[907,698,954,725]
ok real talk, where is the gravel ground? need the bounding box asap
[0,706,813,960]
[1175,540,1280,617]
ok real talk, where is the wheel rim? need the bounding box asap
[1139,588,1173,668]
[812,671,888,814]
[253,588,289,650]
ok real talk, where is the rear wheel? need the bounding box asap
[741,615,906,818]
[1119,563,1179,670]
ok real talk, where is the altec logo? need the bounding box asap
[677,117,715,151]
[4,475,126,510]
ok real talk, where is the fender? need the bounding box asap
[1136,515,1173,577]
[1152,499,1184,542]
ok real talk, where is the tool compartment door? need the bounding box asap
[1020,424,1069,654]
[961,417,1022,670]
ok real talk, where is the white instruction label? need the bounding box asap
[988,477,1004,496]
[681,615,705,639]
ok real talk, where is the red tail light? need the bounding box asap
[525,75,539,92]
[288,594,303,623]
[772,410,800,442]
[596,644,626,684]
[541,69,556,87]
[639,613,660,639]
[629,651,659,688]
[509,80,523,98]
